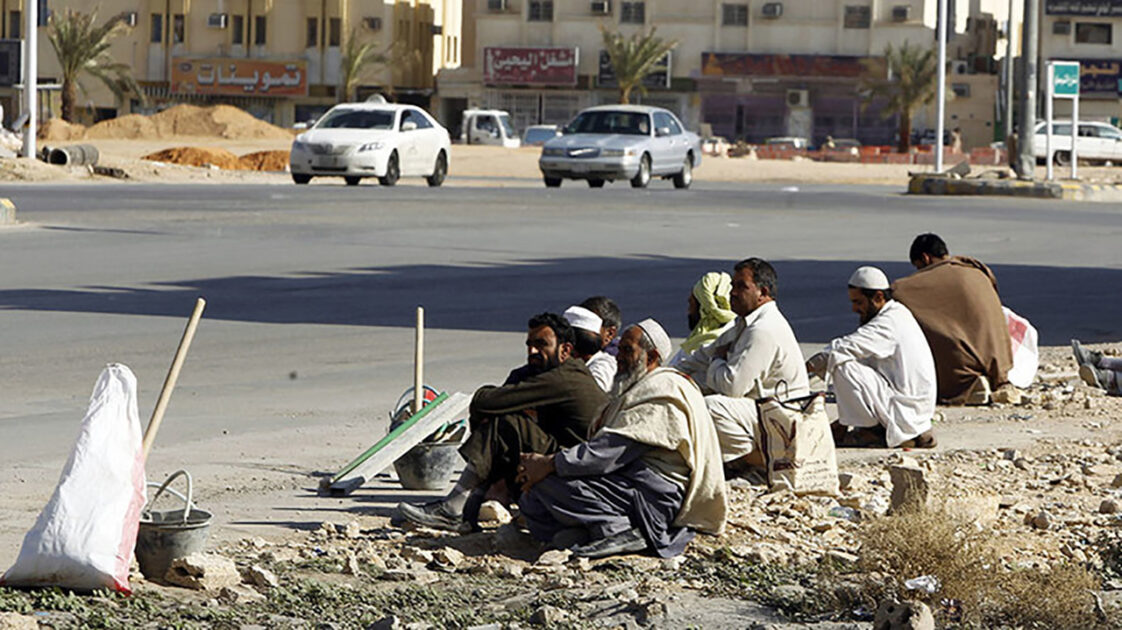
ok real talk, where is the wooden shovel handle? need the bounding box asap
[142,297,206,460]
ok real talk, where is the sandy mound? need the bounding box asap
[239,150,290,171]
[38,119,87,142]
[77,104,295,141]
[84,114,158,140]
[142,147,249,170]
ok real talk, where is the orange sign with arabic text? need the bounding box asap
[172,58,308,97]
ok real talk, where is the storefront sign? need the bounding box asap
[700,53,885,79]
[483,47,578,86]
[1045,0,1122,16]
[1077,59,1122,97]
[597,51,670,89]
[171,58,308,97]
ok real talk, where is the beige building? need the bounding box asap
[437,0,1010,146]
[1,0,462,127]
[1040,0,1122,124]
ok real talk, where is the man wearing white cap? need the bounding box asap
[517,319,726,559]
[806,266,938,448]
[564,305,617,391]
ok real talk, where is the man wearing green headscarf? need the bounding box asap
[669,272,737,366]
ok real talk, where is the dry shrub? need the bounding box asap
[141,147,248,170]
[858,505,1102,628]
[239,150,290,171]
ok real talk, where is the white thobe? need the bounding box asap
[677,301,809,461]
[585,350,617,392]
[825,300,936,447]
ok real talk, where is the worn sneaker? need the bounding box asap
[396,501,472,534]
[1072,339,1103,368]
[1079,363,1113,392]
[550,527,590,550]
[571,527,648,559]
[898,430,938,449]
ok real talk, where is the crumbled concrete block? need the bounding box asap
[165,553,241,591]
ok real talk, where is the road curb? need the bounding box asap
[0,198,15,224]
[908,174,1122,202]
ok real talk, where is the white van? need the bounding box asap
[461,109,520,147]
[1034,120,1122,165]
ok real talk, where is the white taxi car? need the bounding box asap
[289,103,451,186]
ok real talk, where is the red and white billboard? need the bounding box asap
[483,47,578,86]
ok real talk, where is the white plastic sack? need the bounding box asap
[1004,307,1039,389]
[2,364,146,593]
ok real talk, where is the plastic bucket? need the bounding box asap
[135,470,213,581]
[393,441,462,490]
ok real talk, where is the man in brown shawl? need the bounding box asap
[892,233,1013,405]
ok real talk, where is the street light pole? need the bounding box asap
[1016,0,1038,178]
[22,0,38,159]
[935,0,948,173]
[1004,0,1016,142]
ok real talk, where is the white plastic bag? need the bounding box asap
[2,364,147,593]
[1004,307,1039,389]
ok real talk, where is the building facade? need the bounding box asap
[437,0,1009,148]
[1041,0,1122,124]
[1,0,462,127]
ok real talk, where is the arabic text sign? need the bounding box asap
[172,58,308,97]
[483,47,578,86]
[1053,62,1081,98]
[700,52,885,79]
[1075,59,1122,97]
[598,51,670,89]
[1045,0,1122,16]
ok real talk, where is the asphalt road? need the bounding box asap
[0,179,1120,487]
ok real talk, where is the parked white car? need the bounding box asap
[289,103,451,187]
[461,109,520,147]
[539,105,701,189]
[1034,120,1122,166]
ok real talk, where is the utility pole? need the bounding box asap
[1016,0,1038,178]
[22,0,38,158]
[1004,0,1016,142]
[935,0,948,173]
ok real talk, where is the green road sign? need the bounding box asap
[1053,62,1080,98]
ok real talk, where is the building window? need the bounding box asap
[844,5,871,29]
[721,4,747,26]
[150,13,162,43]
[306,17,317,47]
[1075,22,1112,44]
[8,11,20,39]
[329,17,341,46]
[254,15,267,45]
[232,15,244,44]
[172,13,184,43]
[620,2,644,24]
[528,0,553,22]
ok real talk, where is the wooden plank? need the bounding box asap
[327,391,471,495]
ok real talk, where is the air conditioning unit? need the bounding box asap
[762,2,782,18]
[891,5,910,22]
[951,60,968,75]
[786,89,809,108]
[207,13,228,28]
[123,11,138,27]
[487,0,509,12]
[364,17,383,30]
[1053,20,1071,36]
[590,0,611,14]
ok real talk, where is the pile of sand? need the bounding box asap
[238,150,290,171]
[143,147,290,171]
[39,105,296,142]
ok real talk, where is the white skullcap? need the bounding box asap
[634,319,672,365]
[848,266,890,291]
[563,305,603,334]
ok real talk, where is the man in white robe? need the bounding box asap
[564,305,616,392]
[676,258,809,464]
[806,266,937,449]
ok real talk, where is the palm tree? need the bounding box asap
[339,30,418,103]
[47,9,144,123]
[861,41,940,153]
[599,25,677,105]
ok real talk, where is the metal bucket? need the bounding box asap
[393,441,462,490]
[135,470,213,581]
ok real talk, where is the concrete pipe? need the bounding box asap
[48,144,100,167]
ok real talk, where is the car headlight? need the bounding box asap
[358,141,385,152]
[542,147,565,157]
[291,140,307,152]
[601,148,636,157]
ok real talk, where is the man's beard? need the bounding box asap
[687,311,700,331]
[610,353,650,398]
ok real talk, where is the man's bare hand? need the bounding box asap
[517,452,555,493]
[806,352,829,379]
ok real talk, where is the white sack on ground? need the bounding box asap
[2,364,147,593]
[1004,307,1039,389]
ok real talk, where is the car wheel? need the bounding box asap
[426,151,447,187]
[344,176,361,186]
[673,156,693,189]
[544,176,562,188]
[379,152,400,187]
[587,178,605,188]
[1053,150,1071,167]
[292,174,312,185]
[630,154,652,189]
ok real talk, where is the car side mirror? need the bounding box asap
[402,121,417,131]
[656,127,671,137]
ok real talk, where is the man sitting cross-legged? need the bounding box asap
[397,312,608,532]
[516,319,727,559]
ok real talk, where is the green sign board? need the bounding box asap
[1053,62,1081,97]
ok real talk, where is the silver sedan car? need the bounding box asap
[539,105,702,189]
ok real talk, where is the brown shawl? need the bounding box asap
[892,256,1012,401]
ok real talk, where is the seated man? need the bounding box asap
[1073,339,1122,396]
[517,319,726,558]
[580,295,622,358]
[398,313,608,532]
[806,267,937,449]
[565,304,616,391]
[668,271,736,366]
[675,258,809,465]
[892,233,1013,405]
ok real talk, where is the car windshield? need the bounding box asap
[524,128,557,143]
[497,114,516,139]
[565,111,651,136]
[315,109,395,130]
